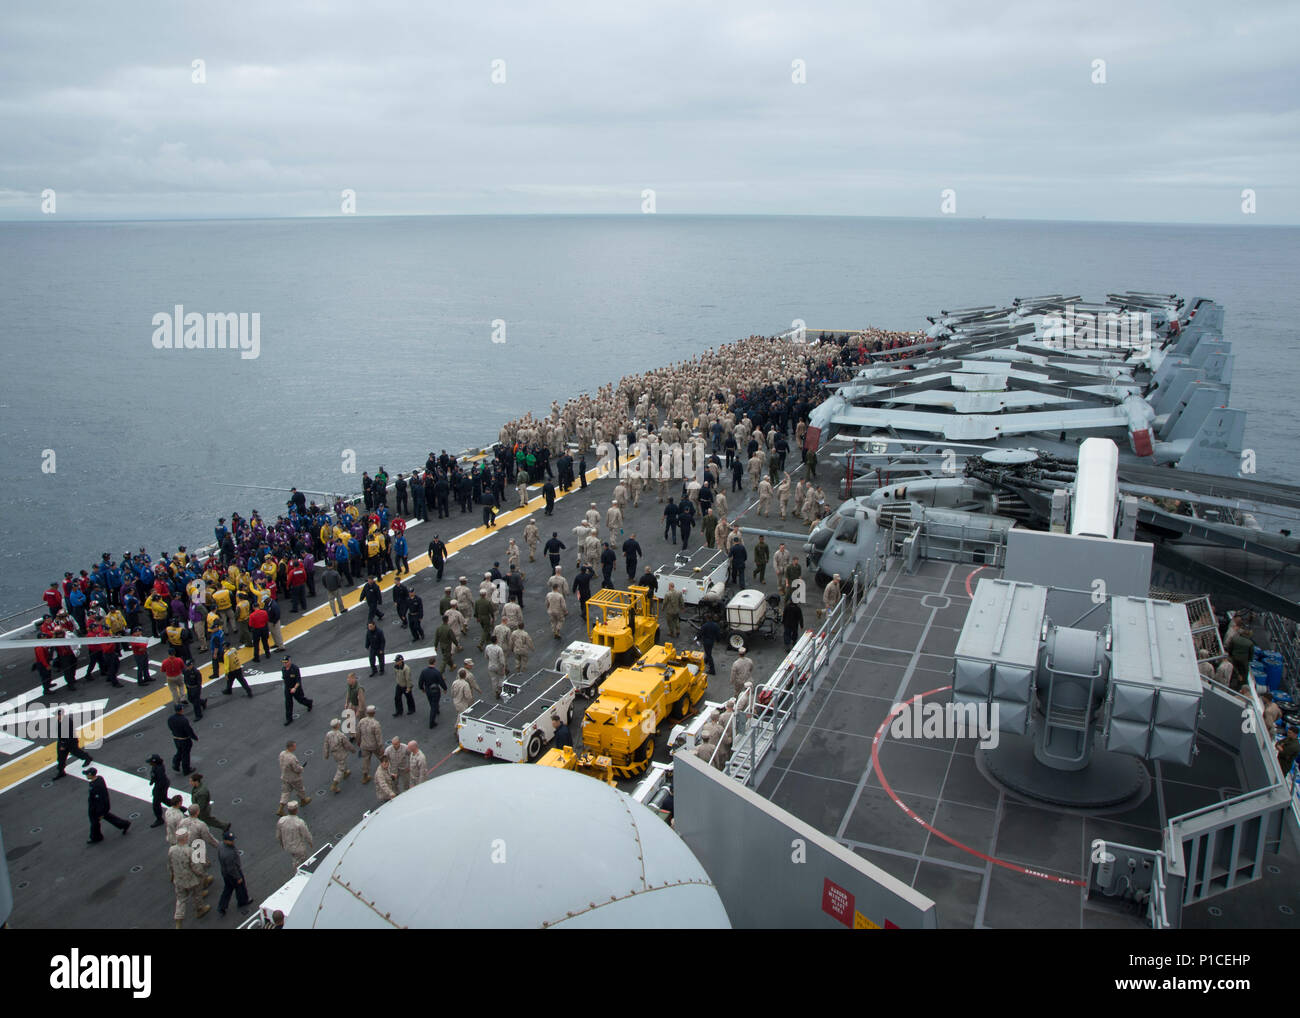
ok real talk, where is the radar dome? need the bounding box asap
[285,765,730,928]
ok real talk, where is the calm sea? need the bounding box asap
[1,214,1296,616]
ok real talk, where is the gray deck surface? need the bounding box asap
[1,453,1295,929]
[756,555,1300,929]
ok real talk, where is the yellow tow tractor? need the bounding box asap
[535,746,618,785]
[576,643,708,779]
[585,586,659,659]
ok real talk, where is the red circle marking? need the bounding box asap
[965,565,987,598]
[871,686,1086,887]
[428,747,458,774]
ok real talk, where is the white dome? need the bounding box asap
[286,765,730,928]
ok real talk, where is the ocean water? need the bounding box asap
[1,214,1296,616]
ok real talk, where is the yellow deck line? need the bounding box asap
[0,458,624,794]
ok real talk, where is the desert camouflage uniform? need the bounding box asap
[509,628,534,674]
[169,841,206,921]
[356,715,384,781]
[324,727,353,785]
[276,814,313,869]
[545,590,568,637]
[278,749,307,806]
[373,763,397,803]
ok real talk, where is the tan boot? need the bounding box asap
[342,769,351,779]
[203,874,214,888]
[196,904,211,919]
[330,781,340,794]
[300,795,312,806]
[361,773,371,784]
[276,803,286,817]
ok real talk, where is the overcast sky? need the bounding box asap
[1,0,1296,223]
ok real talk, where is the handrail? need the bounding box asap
[706,564,875,781]
[1168,780,1287,827]
[1150,850,1171,929]
[0,603,49,629]
[1261,611,1298,697]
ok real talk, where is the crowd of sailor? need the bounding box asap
[32,326,903,927]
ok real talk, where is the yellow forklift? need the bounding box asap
[584,586,659,659]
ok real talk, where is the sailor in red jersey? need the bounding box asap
[248,603,270,661]
[160,653,186,707]
[83,618,106,682]
[43,583,63,615]
[286,560,308,613]
[131,629,152,686]
[96,626,124,688]
[45,612,80,691]
[33,645,54,695]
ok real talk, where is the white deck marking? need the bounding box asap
[71,761,191,809]
[240,648,441,687]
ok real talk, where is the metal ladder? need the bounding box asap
[1040,668,1101,765]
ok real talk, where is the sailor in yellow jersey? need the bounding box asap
[165,619,193,664]
[144,592,170,637]
[221,645,252,697]
[104,606,127,636]
[235,596,252,649]
[365,528,385,579]
[206,608,223,648]
[211,585,235,637]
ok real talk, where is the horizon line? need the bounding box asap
[0,211,1294,229]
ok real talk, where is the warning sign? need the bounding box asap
[821,877,854,927]
[854,911,880,929]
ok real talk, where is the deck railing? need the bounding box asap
[712,556,882,786]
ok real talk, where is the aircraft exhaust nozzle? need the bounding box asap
[1122,394,1156,458]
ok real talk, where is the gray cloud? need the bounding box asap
[0,0,1296,222]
